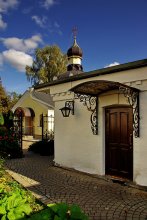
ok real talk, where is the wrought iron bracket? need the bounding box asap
[75,94,98,135]
[119,86,139,137]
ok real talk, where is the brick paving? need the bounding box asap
[5,151,147,220]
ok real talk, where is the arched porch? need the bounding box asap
[14,107,35,136]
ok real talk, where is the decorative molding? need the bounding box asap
[119,86,139,137]
[135,80,142,85]
[52,91,72,97]
[75,94,98,135]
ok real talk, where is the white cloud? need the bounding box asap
[41,0,55,9]
[1,35,42,53]
[53,21,62,35]
[1,35,43,72]
[0,14,7,29]
[105,62,120,68]
[54,21,60,28]
[0,53,3,66]
[32,15,47,28]
[0,0,19,30]
[22,7,33,14]
[0,0,19,13]
[2,49,33,72]
[32,15,62,35]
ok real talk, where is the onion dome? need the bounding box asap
[67,37,83,58]
[67,36,83,72]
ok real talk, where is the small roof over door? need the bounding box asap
[70,80,140,137]
[70,80,139,96]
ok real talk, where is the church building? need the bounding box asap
[35,34,147,187]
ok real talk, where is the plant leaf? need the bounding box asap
[54,215,61,220]
[0,206,6,214]
[1,214,7,220]
[47,203,58,213]
[57,203,69,218]
[15,203,32,215]
[29,208,52,220]
[70,204,89,220]
[7,210,16,220]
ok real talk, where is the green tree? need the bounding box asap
[7,92,22,110]
[0,82,8,113]
[0,81,21,113]
[26,45,68,85]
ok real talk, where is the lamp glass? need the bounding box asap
[60,106,71,117]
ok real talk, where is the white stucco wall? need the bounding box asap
[42,66,147,186]
[133,91,147,186]
[54,98,100,174]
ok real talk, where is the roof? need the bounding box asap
[11,89,54,113]
[35,58,147,90]
[31,90,54,107]
[57,70,83,79]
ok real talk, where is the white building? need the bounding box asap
[36,36,147,187]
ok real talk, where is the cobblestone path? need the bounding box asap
[6,152,147,220]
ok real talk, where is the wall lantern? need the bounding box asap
[60,101,74,117]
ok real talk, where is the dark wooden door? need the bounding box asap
[105,107,133,180]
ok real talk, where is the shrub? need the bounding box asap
[3,111,14,130]
[0,127,23,159]
[0,113,4,126]
[28,140,54,156]
[0,157,5,177]
[27,203,89,220]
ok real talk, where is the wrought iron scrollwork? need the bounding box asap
[75,94,98,135]
[119,86,139,137]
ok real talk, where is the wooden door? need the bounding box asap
[105,107,133,180]
[25,117,33,135]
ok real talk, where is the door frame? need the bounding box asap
[104,104,133,180]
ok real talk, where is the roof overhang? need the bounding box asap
[70,80,139,96]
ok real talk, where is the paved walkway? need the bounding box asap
[6,151,147,220]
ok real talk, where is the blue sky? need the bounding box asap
[0,0,147,94]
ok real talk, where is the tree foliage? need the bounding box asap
[7,92,22,110]
[0,83,8,113]
[0,82,21,113]
[26,45,68,85]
